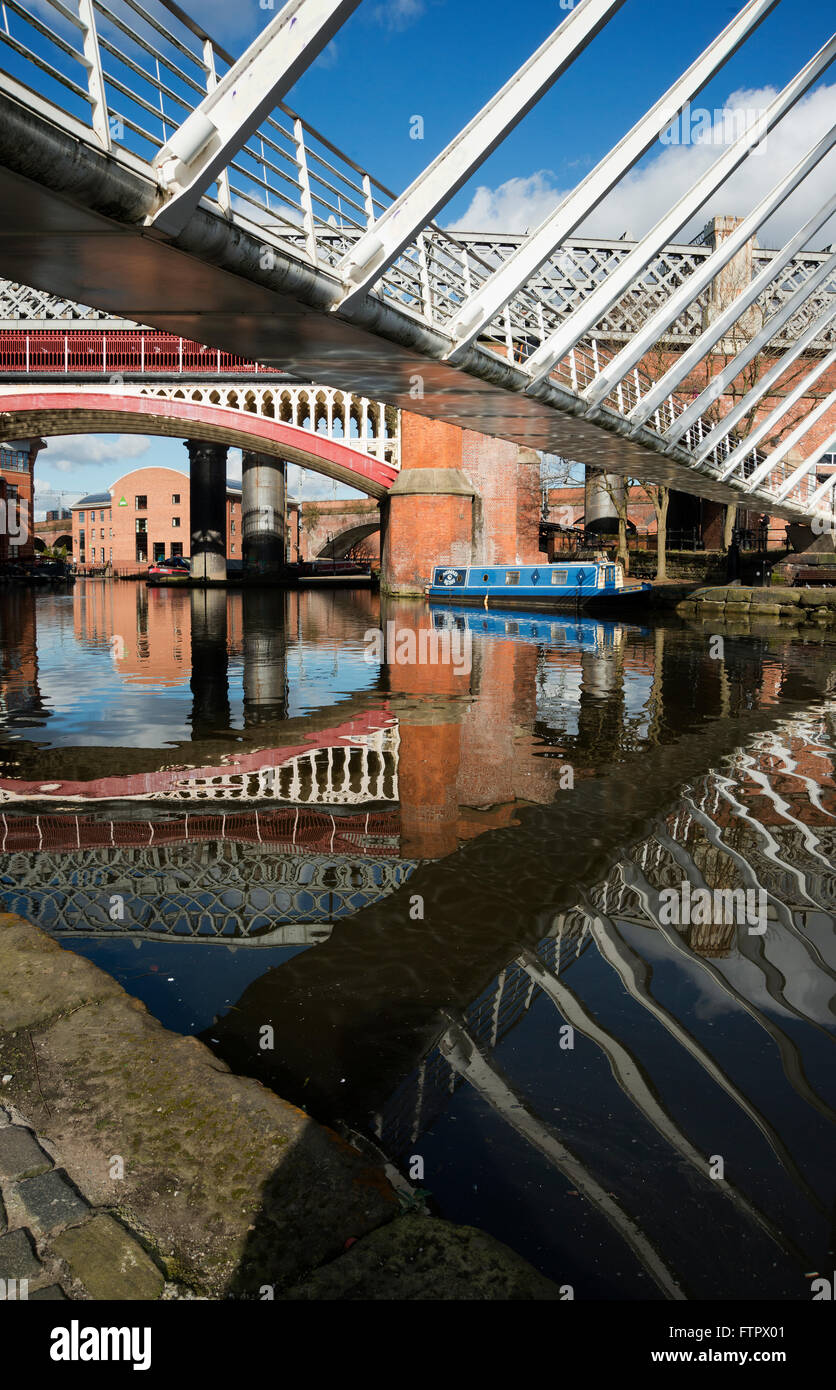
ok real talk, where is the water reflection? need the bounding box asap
[0,581,834,1299]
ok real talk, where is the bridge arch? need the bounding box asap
[0,389,399,497]
[317,522,380,560]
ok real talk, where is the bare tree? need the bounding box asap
[592,472,632,574]
[638,481,670,581]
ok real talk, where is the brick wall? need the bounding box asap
[72,466,241,569]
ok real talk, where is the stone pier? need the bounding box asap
[381,413,541,595]
[187,439,228,582]
[242,451,286,574]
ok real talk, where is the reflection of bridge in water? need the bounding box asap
[371,706,835,1298]
[0,806,417,946]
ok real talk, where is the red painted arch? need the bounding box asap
[0,390,399,496]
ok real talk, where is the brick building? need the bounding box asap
[71,466,241,571]
[0,437,42,561]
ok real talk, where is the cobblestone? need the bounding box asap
[0,1227,42,1280]
[53,1215,165,1301]
[0,1126,52,1181]
[15,1169,90,1233]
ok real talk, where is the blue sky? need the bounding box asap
[29,0,836,514]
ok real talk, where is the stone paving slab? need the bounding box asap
[0,1126,52,1181]
[29,1284,68,1300]
[0,913,124,1031]
[53,1215,165,1302]
[1,912,398,1297]
[0,1226,42,1280]
[15,1169,90,1233]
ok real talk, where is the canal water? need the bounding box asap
[1,580,834,1300]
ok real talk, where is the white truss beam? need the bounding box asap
[659,250,836,447]
[807,458,836,510]
[334,0,626,309]
[695,303,836,466]
[769,406,836,502]
[442,0,780,355]
[151,0,362,237]
[716,346,836,483]
[633,192,836,434]
[583,126,836,413]
[523,35,836,388]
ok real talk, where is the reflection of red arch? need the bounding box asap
[0,708,396,802]
[0,391,398,497]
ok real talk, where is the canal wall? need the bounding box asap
[0,912,561,1300]
[675,585,836,626]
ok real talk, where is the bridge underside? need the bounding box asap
[0,105,816,525]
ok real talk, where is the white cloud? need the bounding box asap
[44,435,151,474]
[449,83,836,251]
[451,171,563,235]
[315,40,340,70]
[286,463,365,501]
[371,0,426,33]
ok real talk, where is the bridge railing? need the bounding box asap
[0,327,286,373]
[0,0,827,516]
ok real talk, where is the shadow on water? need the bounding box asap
[1,582,835,1297]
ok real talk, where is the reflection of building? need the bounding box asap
[71,466,241,569]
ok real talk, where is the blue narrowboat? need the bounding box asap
[427,558,651,611]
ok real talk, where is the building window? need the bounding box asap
[136,519,147,534]
[172,493,180,505]
[78,530,85,545]
[230,520,235,534]
[230,543,235,553]
[100,529,105,539]
[172,517,180,528]
[135,495,147,510]
[171,542,183,558]
[100,511,106,522]
[109,528,113,538]
[109,548,112,563]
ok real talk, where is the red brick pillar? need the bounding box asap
[381,414,475,596]
[382,412,544,594]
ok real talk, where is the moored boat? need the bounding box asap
[427,557,651,611]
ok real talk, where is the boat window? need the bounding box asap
[482,573,490,582]
[505,570,520,585]
[551,569,569,585]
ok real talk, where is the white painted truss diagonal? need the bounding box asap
[659,249,836,449]
[581,123,836,415]
[717,347,836,484]
[695,303,836,468]
[522,34,836,389]
[441,0,780,356]
[151,0,363,236]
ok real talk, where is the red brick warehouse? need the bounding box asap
[71,465,241,571]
